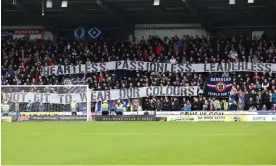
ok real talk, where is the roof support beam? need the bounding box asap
[13,0,58,34]
[182,0,212,32]
[96,0,117,19]
[96,0,132,29]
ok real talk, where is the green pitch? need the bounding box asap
[2,122,276,165]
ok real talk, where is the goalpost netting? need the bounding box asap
[1,85,91,121]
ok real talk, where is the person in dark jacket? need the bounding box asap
[244,91,249,110]
[171,98,179,111]
[163,97,171,111]
[142,98,151,111]
[262,91,271,110]
[192,97,201,111]
[155,98,163,111]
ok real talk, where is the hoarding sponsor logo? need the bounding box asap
[94,115,163,121]
[88,27,101,39]
[253,117,266,121]
[182,111,224,115]
[172,116,194,121]
[74,27,85,40]
[272,117,276,121]
[30,115,86,121]
[197,115,226,121]
[18,116,30,122]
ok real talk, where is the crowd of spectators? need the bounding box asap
[1,33,276,111]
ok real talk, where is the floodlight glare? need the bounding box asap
[248,0,254,3]
[153,0,160,6]
[46,0,53,8]
[229,0,235,5]
[61,1,68,7]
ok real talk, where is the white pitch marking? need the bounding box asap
[2,132,273,136]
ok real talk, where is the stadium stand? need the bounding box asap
[1,34,276,111]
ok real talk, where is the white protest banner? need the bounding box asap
[1,92,87,104]
[41,61,276,76]
[91,86,198,101]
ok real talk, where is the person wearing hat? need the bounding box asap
[101,100,109,115]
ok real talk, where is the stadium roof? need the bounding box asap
[2,0,276,32]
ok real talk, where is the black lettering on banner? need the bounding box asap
[166,86,173,96]
[171,64,176,73]
[238,62,244,71]
[44,94,50,103]
[80,93,87,101]
[104,90,110,100]
[115,61,122,70]
[180,87,187,96]
[178,64,184,72]
[21,93,26,102]
[164,63,169,72]
[91,91,97,100]
[257,63,263,72]
[65,94,72,103]
[119,89,126,99]
[157,63,164,72]
[50,66,54,75]
[173,87,180,96]
[152,87,159,96]
[130,61,136,70]
[122,61,129,70]
[265,64,272,72]
[232,62,238,71]
[245,62,249,71]
[186,64,192,72]
[13,93,19,102]
[188,87,194,96]
[85,64,90,73]
[72,65,76,74]
[79,64,84,73]
[149,62,156,72]
[59,95,64,104]
[217,63,223,72]
[204,64,209,72]
[100,62,106,71]
[146,87,152,96]
[251,63,256,72]
[134,87,139,98]
[43,67,49,76]
[64,65,70,74]
[96,92,104,101]
[91,63,97,72]
[210,63,216,72]
[160,87,166,96]
[138,61,144,70]
[57,65,63,75]
[225,63,231,71]
[34,93,41,102]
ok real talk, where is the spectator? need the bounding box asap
[237,98,245,111]
[1,34,276,112]
[155,99,163,111]
[26,100,32,112]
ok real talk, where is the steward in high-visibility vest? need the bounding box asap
[127,104,134,112]
[2,104,10,112]
[224,102,229,111]
[217,101,222,110]
[115,102,125,115]
[2,101,10,116]
[101,100,109,115]
[71,101,77,115]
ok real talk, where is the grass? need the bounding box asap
[2,122,276,165]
